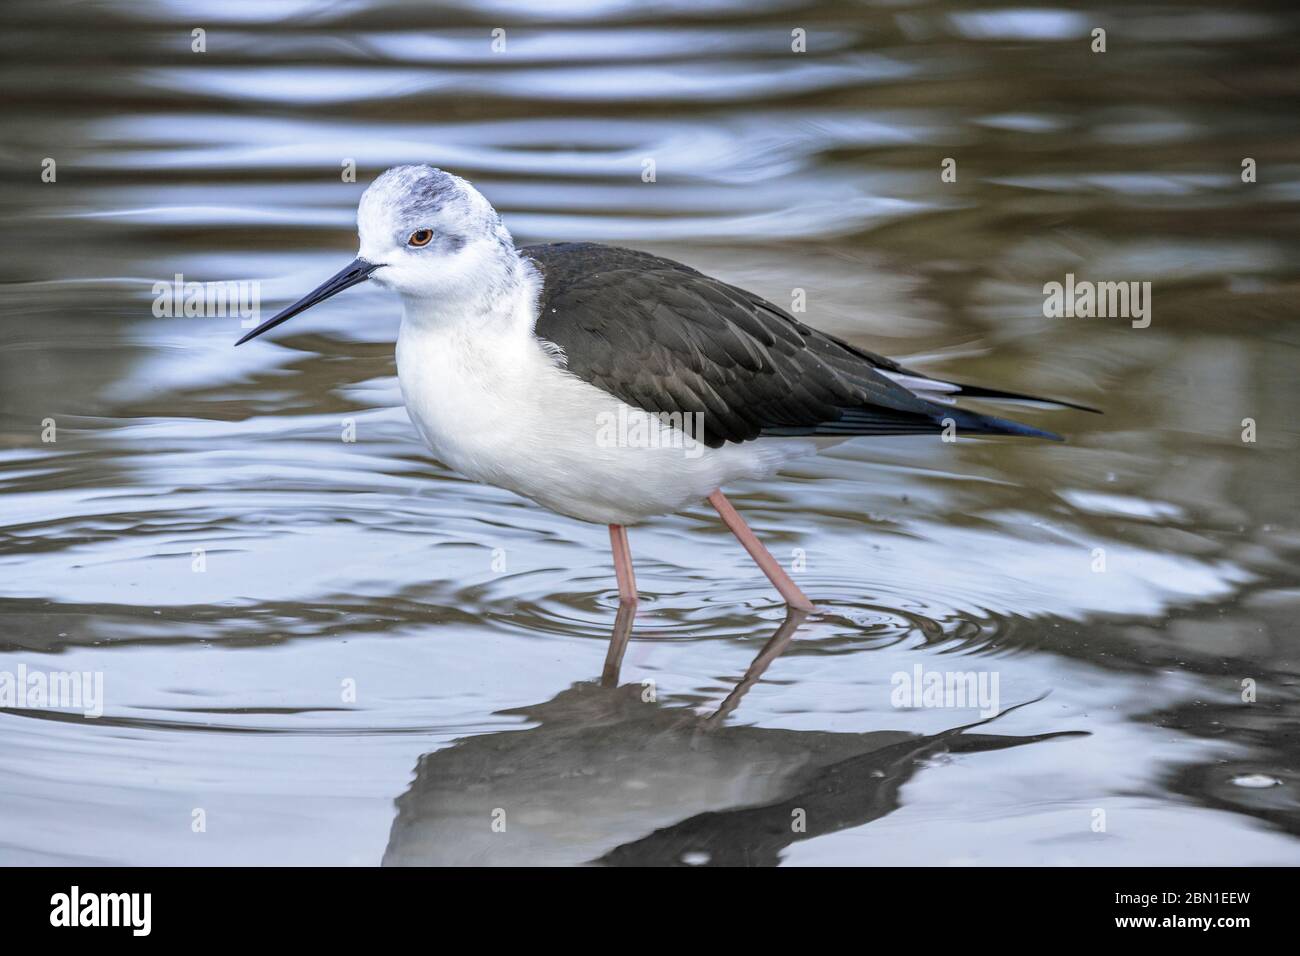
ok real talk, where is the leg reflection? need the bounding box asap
[599,604,808,718]
[705,608,808,727]
[600,601,636,688]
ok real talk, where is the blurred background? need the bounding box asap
[0,0,1297,865]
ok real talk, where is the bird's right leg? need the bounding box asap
[707,489,815,612]
[608,524,639,606]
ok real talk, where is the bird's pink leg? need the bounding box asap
[707,490,815,612]
[608,524,638,606]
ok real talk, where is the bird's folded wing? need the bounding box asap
[526,243,1062,447]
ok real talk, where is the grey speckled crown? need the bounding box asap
[360,165,507,251]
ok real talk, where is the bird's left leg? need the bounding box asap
[707,490,815,612]
[608,524,639,606]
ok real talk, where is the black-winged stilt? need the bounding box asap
[237,165,1093,612]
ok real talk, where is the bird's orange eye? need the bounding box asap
[408,229,434,247]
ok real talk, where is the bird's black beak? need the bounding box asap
[235,257,380,346]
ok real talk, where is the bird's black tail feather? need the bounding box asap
[769,403,1066,442]
[939,406,1064,442]
[947,381,1102,415]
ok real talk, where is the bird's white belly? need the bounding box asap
[396,322,813,525]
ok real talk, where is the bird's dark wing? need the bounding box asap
[526,242,1072,449]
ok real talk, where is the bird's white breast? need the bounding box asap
[394,318,812,526]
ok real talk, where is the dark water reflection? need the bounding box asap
[1,0,1298,865]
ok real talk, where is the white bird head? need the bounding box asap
[236,165,518,345]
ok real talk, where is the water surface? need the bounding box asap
[1,0,1298,865]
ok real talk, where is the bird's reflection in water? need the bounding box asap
[383,609,1084,866]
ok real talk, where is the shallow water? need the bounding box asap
[1,0,1298,865]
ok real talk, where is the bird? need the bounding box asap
[236,165,1094,613]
